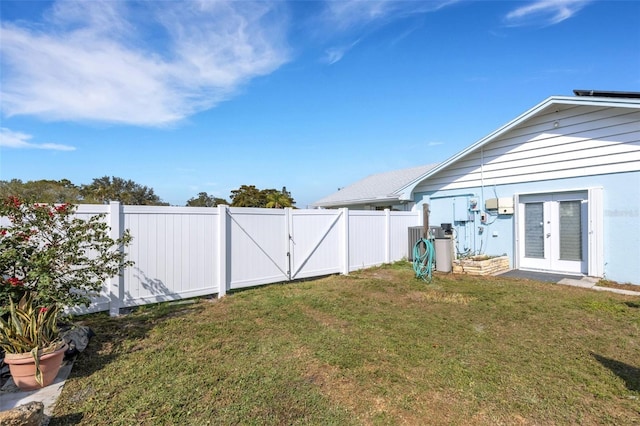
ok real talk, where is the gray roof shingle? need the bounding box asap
[313,163,438,207]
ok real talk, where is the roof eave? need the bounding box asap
[313,195,401,208]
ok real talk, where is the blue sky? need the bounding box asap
[1,0,639,207]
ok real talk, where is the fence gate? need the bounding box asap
[227,208,290,290]
[288,209,344,280]
[227,208,345,290]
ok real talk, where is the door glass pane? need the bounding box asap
[559,200,582,260]
[525,203,544,258]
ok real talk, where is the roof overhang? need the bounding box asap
[313,195,401,208]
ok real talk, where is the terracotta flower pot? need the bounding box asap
[3,344,67,391]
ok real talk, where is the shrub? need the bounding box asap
[0,196,132,312]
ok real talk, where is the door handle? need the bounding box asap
[546,233,551,238]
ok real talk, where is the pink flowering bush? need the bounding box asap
[0,196,132,313]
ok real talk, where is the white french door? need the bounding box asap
[518,192,588,274]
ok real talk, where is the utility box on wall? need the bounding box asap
[485,197,514,215]
[453,197,469,221]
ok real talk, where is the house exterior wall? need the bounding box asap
[412,103,640,285]
[415,105,640,192]
[415,172,640,284]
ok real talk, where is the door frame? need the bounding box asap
[513,187,603,277]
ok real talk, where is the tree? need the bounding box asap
[186,192,228,207]
[281,186,295,207]
[230,185,267,207]
[229,185,295,208]
[80,176,167,205]
[265,189,293,208]
[0,179,81,204]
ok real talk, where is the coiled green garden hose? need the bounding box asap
[413,238,435,282]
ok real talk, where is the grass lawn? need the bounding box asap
[51,262,640,425]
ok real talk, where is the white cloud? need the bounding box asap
[323,0,395,31]
[0,127,75,151]
[323,39,361,65]
[0,1,290,127]
[322,0,458,31]
[318,0,459,63]
[504,0,592,27]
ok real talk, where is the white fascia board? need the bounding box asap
[555,96,640,109]
[313,195,400,208]
[394,96,640,201]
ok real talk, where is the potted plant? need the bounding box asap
[0,196,132,388]
[0,292,67,390]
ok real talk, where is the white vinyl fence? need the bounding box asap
[72,203,420,316]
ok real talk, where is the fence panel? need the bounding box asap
[6,202,420,315]
[73,205,112,314]
[121,206,219,308]
[389,212,421,261]
[289,209,345,280]
[348,211,388,271]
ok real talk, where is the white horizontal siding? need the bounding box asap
[500,106,638,143]
[415,106,640,192]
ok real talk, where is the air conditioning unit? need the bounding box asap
[408,227,424,261]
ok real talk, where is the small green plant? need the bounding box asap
[0,196,133,312]
[0,292,64,385]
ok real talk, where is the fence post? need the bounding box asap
[422,203,430,238]
[109,201,122,317]
[217,205,229,297]
[285,208,292,281]
[385,209,391,264]
[341,208,349,275]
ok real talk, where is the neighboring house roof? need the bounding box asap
[395,93,640,201]
[313,163,438,208]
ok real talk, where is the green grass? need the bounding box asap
[51,263,640,425]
